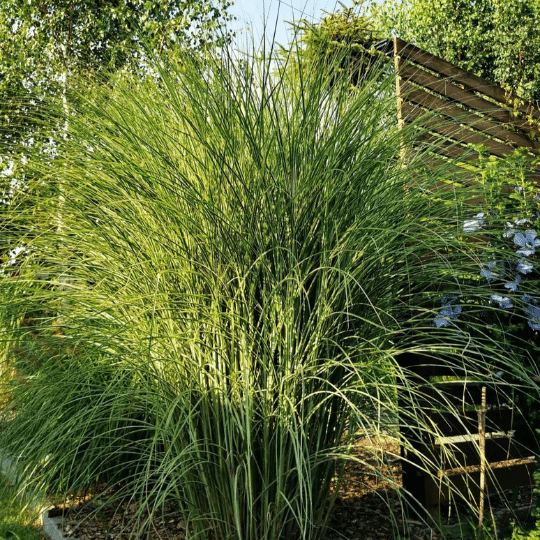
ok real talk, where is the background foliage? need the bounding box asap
[285,3,384,88]
[370,0,540,105]
[0,0,236,195]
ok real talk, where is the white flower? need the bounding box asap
[6,245,27,266]
[463,213,485,233]
[517,258,533,274]
[491,294,513,309]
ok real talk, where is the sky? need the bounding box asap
[228,0,357,50]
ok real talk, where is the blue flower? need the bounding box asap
[480,261,504,282]
[463,213,486,233]
[504,217,530,238]
[433,316,451,328]
[491,294,513,309]
[433,297,462,327]
[504,274,521,292]
[441,294,457,305]
[517,258,534,274]
[514,230,540,256]
[514,185,524,195]
[522,294,539,329]
[525,305,540,330]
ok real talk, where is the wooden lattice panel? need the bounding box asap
[398,354,535,518]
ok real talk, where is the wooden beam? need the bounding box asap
[393,37,407,167]
[402,83,539,152]
[411,133,540,183]
[394,38,540,122]
[412,132,477,161]
[438,457,535,478]
[402,102,518,158]
[431,408,518,437]
[399,62,540,139]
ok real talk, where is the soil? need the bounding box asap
[47,435,535,540]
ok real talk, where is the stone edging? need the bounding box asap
[0,448,78,540]
[43,512,75,540]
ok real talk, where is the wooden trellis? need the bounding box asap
[398,354,536,519]
[380,38,540,517]
[377,37,540,181]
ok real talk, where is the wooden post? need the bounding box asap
[478,386,487,540]
[393,37,407,168]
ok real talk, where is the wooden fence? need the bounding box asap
[398,354,536,518]
[377,37,540,181]
[378,38,540,518]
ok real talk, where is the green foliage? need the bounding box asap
[419,147,540,539]
[295,3,379,54]
[457,147,540,360]
[1,51,413,540]
[370,0,540,105]
[0,0,235,80]
[506,419,540,539]
[0,0,235,135]
[470,147,540,217]
[419,147,540,390]
[0,474,42,540]
[1,38,539,540]
[0,0,235,140]
[285,3,385,87]
[0,0,235,271]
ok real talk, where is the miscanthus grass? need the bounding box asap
[0,44,538,539]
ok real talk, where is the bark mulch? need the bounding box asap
[48,435,535,540]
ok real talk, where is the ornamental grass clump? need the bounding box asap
[0,44,538,539]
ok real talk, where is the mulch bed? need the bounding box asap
[47,435,535,540]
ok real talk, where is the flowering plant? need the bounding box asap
[431,148,540,381]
